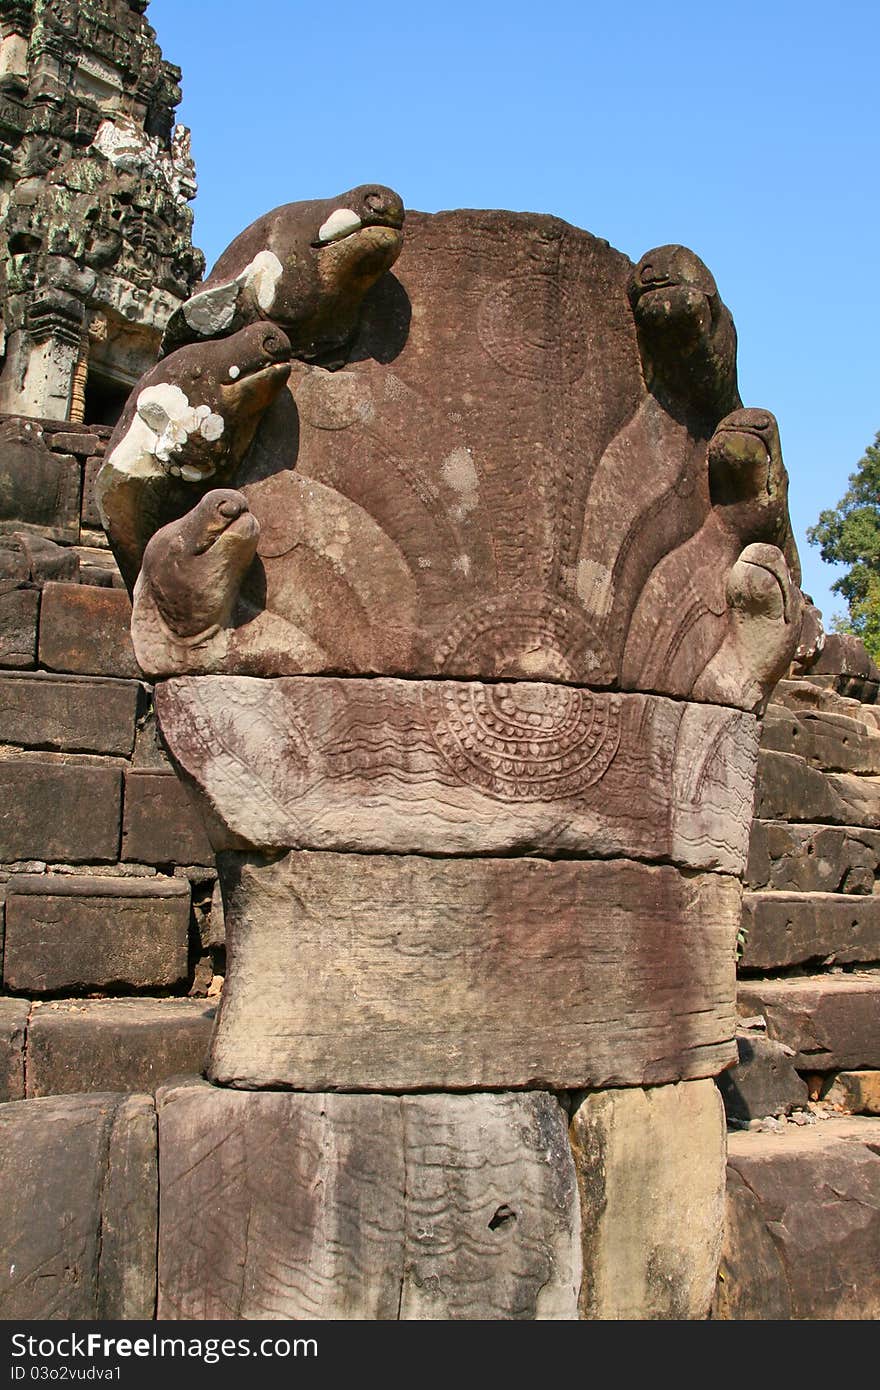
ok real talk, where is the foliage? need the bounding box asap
[807,431,880,659]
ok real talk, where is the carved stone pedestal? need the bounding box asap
[102,200,805,1318]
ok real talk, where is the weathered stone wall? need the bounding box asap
[0,418,217,1099]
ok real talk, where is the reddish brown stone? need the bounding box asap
[122,768,214,866]
[0,672,140,755]
[716,1030,809,1120]
[714,1119,880,1319]
[26,997,214,1096]
[38,581,140,678]
[737,975,880,1070]
[208,849,740,1091]
[3,873,190,994]
[755,750,880,828]
[0,425,81,543]
[740,891,880,970]
[761,703,880,775]
[0,757,121,861]
[0,587,38,668]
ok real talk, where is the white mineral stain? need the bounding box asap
[441,447,479,516]
[182,280,238,335]
[107,381,223,480]
[317,207,363,244]
[242,249,283,311]
[228,365,240,380]
[452,554,471,577]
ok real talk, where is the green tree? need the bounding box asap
[808,430,880,659]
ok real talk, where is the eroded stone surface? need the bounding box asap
[0,672,140,756]
[570,1080,726,1319]
[157,1079,578,1320]
[824,1071,880,1115]
[0,758,121,862]
[0,1092,157,1320]
[157,676,758,872]
[207,849,739,1091]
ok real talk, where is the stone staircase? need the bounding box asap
[0,415,221,1103]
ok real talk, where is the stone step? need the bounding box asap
[2,873,190,993]
[746,820,880,894]
[713,1116,880,1319]
[737,973,880,1071]
[0,671,141,756]
[756,750,880,828]
[762,703,880,775]
[740,891,880,970]
[25,997,214,1096]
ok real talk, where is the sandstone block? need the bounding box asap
[157,677,758,874]
[755,750,880,828]
[811,633,880,680]
[740,891,880,970]
[0,672,140,756]
[0,1092,157,1319]
[81,455,104,530]
[26,997,215,1096]
[762,704,880,775]
[122,769,214,867]
[824,1071,880,1115]
[570,1080,726,1319]
[39,582,139,678]
[3,874,190,994]
[713,1118,880,1319]
[0,757,121,861]
[0,998,28,1101]
[0,587,38,668]
[737,975,880,1070]
[0,429,80,543]
[157,1079,579,1320]
[208,848,739,1091]
[716,1030,808,1120]
[746,821,880,894]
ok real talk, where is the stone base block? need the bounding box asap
[26,998,215,1096]
[157,1079,579,1320]
[0,1092,157,1319]
[713,1117,880,1319]
[570,1080,726,1319]
[3,874,190,993]
[755,751,880,828]
[738,974,880,1070]
[208,849,739,1091]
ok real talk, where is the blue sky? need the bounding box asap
[148,0,879,626]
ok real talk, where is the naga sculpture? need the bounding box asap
[99,187,806,1320]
